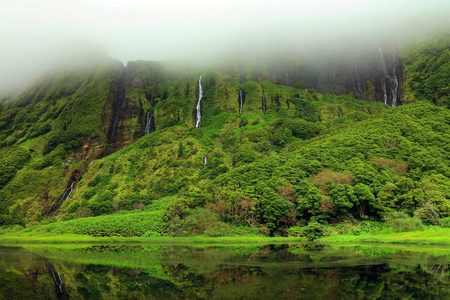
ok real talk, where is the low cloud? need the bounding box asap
[1,0,449,97]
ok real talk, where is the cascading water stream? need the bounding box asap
[338,108,342,117]
[203,155,208,166]
[144,110,154,135]
[195,74,203,128]
[391,46,399,107]
[239,89,243,116]
[47,181,75,216]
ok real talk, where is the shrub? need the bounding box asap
[88,191,116,216]
[288,222,326,240]
[302,222,326,240]
[440,217,450,228]
[383,211,425,232]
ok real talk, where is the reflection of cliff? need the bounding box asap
[46,264,69,300]
[1,245,449,299]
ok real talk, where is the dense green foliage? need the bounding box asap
[0,34,449,239]
[402,33,450,107]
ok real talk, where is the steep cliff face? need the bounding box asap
[295,45,403,107]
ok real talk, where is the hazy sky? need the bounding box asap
[1,0,450,96]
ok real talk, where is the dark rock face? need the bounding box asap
[299,45,403,107]
[107,73,126,142]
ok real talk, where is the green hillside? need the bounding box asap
[1,34,449,239]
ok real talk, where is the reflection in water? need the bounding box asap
[46,264,69,300]
[0,244,448,299]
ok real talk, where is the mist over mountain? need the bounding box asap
[1,0,450,97]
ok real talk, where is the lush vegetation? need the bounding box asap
[1,243,449,299]
[0,34,449,243]
[402,33,450,107]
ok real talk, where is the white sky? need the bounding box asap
[1,0,449,96]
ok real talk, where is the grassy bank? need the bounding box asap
[320,227,450,245]
[0,231,307,244]
[1,227,450,245]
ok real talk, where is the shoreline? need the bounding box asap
[1,227,449,245]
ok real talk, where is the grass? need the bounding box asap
[0,232,307,244]
[1,226,450,245]
[320,227,450,245]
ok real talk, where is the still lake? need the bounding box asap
[0,243,448,299]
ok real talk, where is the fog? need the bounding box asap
[1,0,449,97]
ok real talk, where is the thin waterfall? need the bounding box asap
[47,180,75,216]
[338,107,342,117]
[262,90,266,114]
[195,74,203,128]
[378,46,389,105]
[203,155,208,166]
[144,110,154,135]
[239,89,244,116]
[391,46,399,107]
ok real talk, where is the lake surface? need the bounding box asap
[0,243,448,299]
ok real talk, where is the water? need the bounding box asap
[203,155,208,166]
[1,244,448,299]
[195,74,203,128]
[377,46,400,107]
[391,45,399,108]
[144,110,154,135]
[46,181,75,216]
[338,107,342,117]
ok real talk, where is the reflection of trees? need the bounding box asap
[421,256,449,281]
[2,245,450,299]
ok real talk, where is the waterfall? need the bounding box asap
[391,46,399,108]
[144,111,154,135]
[203,155,208,166]
[262,90,266,114]
[195,74,203,128]
[338,107,342,117]
[45,180,75,216]
[378,46,389,105]
[239,89,244,116]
